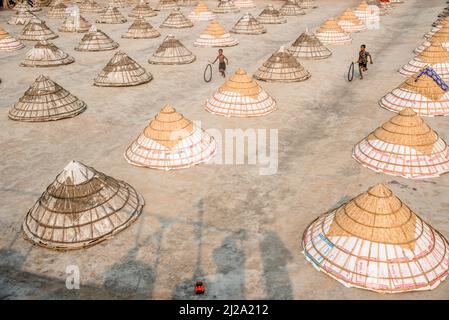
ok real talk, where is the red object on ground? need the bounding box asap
[195,281,205,294]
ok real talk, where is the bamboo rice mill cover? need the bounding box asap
[160,9,194,28]
[302,183,449,293]
[415,26,449,55]
[75,25,119,51]
[8,7,37,25]
[8,75,86,122]
[399,41,449,81]
[59,11,92,33]
[316,18,352,45]
[257,4,287,24]
[354,0,380,25]
[205,68,277,117]
[122,18,161,39]
[233,0,256,8]
[19,19,59,41]
[148,34,196,65]
[230,13,266,35]
[129,0,157,18]
[124,105,216,170]
[0,27,25,52]
[288,29,332,60]
[94,51,153,86]
[79,0,105,14]
[253,46,311,82]
[379,67,449,117]
[213,0,240,14]
[46,3,68,19]
[352,107,449,179]
[279,0,305,16]
[96,5,127,24]
[155,0,179,11]
[188,0,216,21]
[22,160,144,250]
[20,40,75,67]
[337,8,367,33]
[194,20,238,47]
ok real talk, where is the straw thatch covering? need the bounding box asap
[257,4,287,24]
[47,3,68,19]
[316,18,352,45]
[297,0,317,9]
[160,9,194,28]
[253,46,311,82]
[416,26,449,54]
[399,42,449,80]
[79,0,105,14]
[75,25,119,51]
[19,20,59,41]
[279,0,305,16]
[213,0,240,14]
[155,0,179,11]
[8,7,37,25]
[233,0,255,8]
[22,160,144,250]
[148,34,196,64]
[337,8,367,32]
[353,108,449,179]
[354,0,380,25]
[124,105,216,170]
[231,13,266,35]
[194,20,238,47]
[303,183,449,293]
[188,0,216,21]
[20,40,74,67]
[205,68,277,117]
[379,68,449,117]
[122,18,161,39]
[427,17,449,39]
[0,27,25,52]
[96,5,127,24]
[129,1,157,17]
[59,13,92,33]
[94,51,153,87]
[288,30,332,60]
[8,75,86,122]
[14,2,41,12]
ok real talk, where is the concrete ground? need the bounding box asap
[1,0,449,300]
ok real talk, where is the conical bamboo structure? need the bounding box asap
[177,0,198,6]
[8,7,37,25]
[399,42,449,80]
[205,68,277,117]
[234,0,255,8]
[288,30,332,60]
[257,4,287,24]
[353,108,449,179]
[316,18,352,45]
[188,0,216,21]
[19,20,59,41]
[20,40,74,67]
[14,2,41,13]
[231,13,266,35]
[194,20,238,47]
[427,17,449,39]
[155,0,179,11]
[59,13,92,33]
[148,34,196,64]
[160,9,194,28]
[22,160,144,250]
[337,8,367,33]
[354,0,380,25]
[94,51,153,87]
[79,0,105,14]
[213,0,240,14]
[122,18,161,39]
[298,0,317,9]
[367,0,387,15]
[253,46,311,82]
[8,75,86,122]
[96,5,127,24]
[46,3,68,19]
[0,27,26,52]
[109,0,128,8]
[75,25,119,51]
[124,105,216,170]
[303,183,449,293]
[129,1,157,17]
[416,26,449,54]
[380,67,449,117]
[279,0,305,16]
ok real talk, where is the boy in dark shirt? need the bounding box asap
[358,45,373,80]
